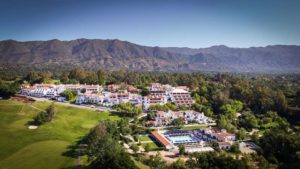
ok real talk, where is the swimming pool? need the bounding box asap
[167,135,197,143]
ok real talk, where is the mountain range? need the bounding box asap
[0,39,299,73]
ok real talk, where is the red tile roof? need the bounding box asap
[214,132,235,138]
[151,131,171,146]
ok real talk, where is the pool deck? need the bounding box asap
[166,135,195,144]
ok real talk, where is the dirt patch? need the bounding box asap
[11,95,35,103]
[146,151,188,164]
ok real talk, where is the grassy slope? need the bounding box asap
[131,157,150,169]
[0,100,119,169]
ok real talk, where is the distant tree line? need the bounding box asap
[0,80,20,98]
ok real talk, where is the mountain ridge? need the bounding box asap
[0,39,300,73]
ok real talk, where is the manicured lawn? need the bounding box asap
[0,140,73,169]
[137,135,163,151]
[181,125,208,130]
[142,142,162,151]
[0,99,119,169]
[138,135,152,142]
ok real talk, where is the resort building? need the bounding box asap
[81,85,102,93]
[143,95,167,110]
[65,84,101,93]
[217,142,231,150]
[103,93,119,106]
[127,85,140,93]
[175,86,190,91]
[151,130,214,153]
[202,127,236,146]
[30,87,51,97]
[106,84,140,93]
[154,110,213,126]
[117,91,130,103]
[129,94,143,105]
[106,84,121,92]
[151,131,174,150]
[151,128,236,153]
[19,86,35,96]
[45,85,66,97]
[75,93,105,104]
[103,91,142,106]
[65,84,82,91]
[20,84,64,98]
[150,83,167,96]
[170,88,193,107]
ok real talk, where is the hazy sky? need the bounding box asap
[0,0,300,48]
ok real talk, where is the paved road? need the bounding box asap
[29,97,113,111]
[149,123,216,130]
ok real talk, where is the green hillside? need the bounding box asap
[0,100,119,169]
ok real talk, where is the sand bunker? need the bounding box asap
[28,125,38,129]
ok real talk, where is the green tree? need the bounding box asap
[220,104,236,119]
[147,111,156,120]
[115,102,142,117]
[88,135,136,169]
[33,111,48,125]
[24,71,42,85]
[171,118,185,128]
[60,90,77,101]
[193,93,201,103]
[83,72,98,84]
[0,80,20,98]
[145,152,166,169]
[168,159,186,169]
[131,144,139,154]
[217,115,234,131]
[259,128,300,168]
[140,87,150,96]
[230,142,240,153]
[33,104,56,125]
[118,119,131,135]
[230,100,243,112]
[236,128,247,140]
[68,68,87,83]
[86,120,136,169]
[166,102,177,111]
[148,104,168,111]
[46,103,56,121]
[38,71,52,83]
[60,71,69,83]
[144,143,150,153]
[238,111,258,131]
[178,144,185,155]
[97,69,107,85]
[186,152,249,169]
[220,100,243,120]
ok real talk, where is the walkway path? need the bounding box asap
[29,105,45,112]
